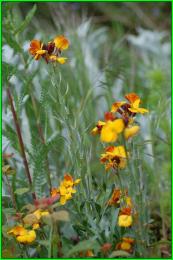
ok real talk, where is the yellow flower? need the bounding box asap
[125,93,149,114]
[29,40,46,60]
[32,223,40,230]
[54,35,69,50]
[7,226,27,236]
[116,237,134,253]
[16,230,36,244]
[49,55,67,64]
[91,121,106,135]
[51,174,81,205]
[100,146,127,170]
[118,207,133,227]
[124,125,140,140]
[100,119,125,142]
[33,209,49,220]
[118,215,132,227]
[7,226,36,244]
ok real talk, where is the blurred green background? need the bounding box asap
[2,2,171,258]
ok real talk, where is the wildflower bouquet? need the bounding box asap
[2,3,171,259]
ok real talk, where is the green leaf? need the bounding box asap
[109,250,130,258]
[3,32,23,53]
[2,62,17,84]
[65,239,99,257]
[14,187,30,195]
[37,240,49,247]
[14,4,37,35]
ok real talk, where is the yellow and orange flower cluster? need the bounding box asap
[7,209,49,244]
[92,93,148,171]
[108,188,136,228]
[29,35,69,64]
[51,174,81,205]
[8,225,36,244]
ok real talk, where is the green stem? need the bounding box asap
[48,222,53,258]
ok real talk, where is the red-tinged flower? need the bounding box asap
[29,40,47,60]
[29,35,69,64]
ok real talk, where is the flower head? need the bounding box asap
[54,35,69,50]
[118,207,133,227]
[29,35,69,64]
[29,40,46,60]
[108,189,121,206]
[116,237,134,253]
[7,225,36,244]
[125,93,149,114]
[51,174,80,205]
[16,230,36,243]
[100,146,127,170]
[124,125,140,140]
[100,119,125,143]
[118,214,132,227]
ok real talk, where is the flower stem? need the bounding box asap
[6,87,36,201]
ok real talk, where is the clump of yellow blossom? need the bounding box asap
[29,35,69,64]
[51,174,81,205]
[92,92,148,145]
[7,225,36,244]
[118,207,133,227]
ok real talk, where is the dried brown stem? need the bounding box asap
[6,86,36,201]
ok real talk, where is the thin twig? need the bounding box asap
[6,86,36,201]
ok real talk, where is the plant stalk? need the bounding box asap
[6,86,36,201]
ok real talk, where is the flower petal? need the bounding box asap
[54,35,69,50]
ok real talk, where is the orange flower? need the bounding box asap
[125,93,149,114]
[111,101,126,113]
[108,189,121,206]
[29,35,69,64]
[29,40,46,60]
